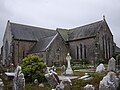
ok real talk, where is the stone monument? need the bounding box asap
[0,78,4,90]
[61,65,66,75]
[13,65,25,90]
[99,71,119,90]
[107,57,116,72]
[96,63,105,72]
[84,84,95,90]
[66,53,73,75]
[45,68,72,90]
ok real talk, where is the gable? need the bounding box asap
[56,28,69,41]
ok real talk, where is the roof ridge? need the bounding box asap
[10,22,55,31]
[69,20,103,30]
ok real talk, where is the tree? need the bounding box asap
[20,55,47,83]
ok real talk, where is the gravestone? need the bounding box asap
[96,63,105,72]
[99,71,119,90]
[107,57,116,72]
[0,78,4,90]
[66,53,73,75]
[13,65,25,90]
[34,79,38,85]
[45,68,72,90]
[61,65,66,75]
[84,84,95,90]
[45,69,60,89]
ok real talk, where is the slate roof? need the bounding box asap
[30,34,58,53]
[68,20,104,41]
[10,22,57,41]
[115,46,120,53]
[56,28,69,41]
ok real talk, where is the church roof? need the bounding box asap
[10,22,57,41]
[68,20,104,41]
[30,34,58,53]
[115,46,120,53]
[56,28,69,41]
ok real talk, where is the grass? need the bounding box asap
[25,83,51,90]
[25,71,106,90]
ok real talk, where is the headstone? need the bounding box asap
[61,65,66,75]
[66,53,73,75]
[45,70,60,89]
[13,65,25,90]
[96,63,105,72]
[79,73,90,80]
[61,77,72,90]
[84,84,95,90]
[51,66,56,71]
[45,68,72,90]
[34,79,38,84]
[107,57,116,72]
[39,83,44,87]
[99,71,119,90]
[0,78,4,90]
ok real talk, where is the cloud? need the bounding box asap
[0,0,120,48]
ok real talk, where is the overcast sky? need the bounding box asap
[0,0,120,50]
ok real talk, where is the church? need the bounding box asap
[0,17,116,66]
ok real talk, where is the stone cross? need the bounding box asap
[107,57,116,72]
[66,53,73,75]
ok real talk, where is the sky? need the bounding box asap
[0,0,120,51]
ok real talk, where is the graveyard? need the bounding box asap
[0,54,120,90]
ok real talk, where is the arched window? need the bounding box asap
[80,44,82,59]
[5,41,9,58]
[76,46,79,59]
[84,45,87,58]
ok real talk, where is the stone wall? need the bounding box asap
[69,37,96,63]
[12,40,35,65]
[98,22,113,62]
[45,34,68,66]
[2,21,13,66]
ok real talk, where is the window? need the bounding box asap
[80,44,82,59]
[5,41,9,58]
[84,45,87,58]
[76,46,79,59]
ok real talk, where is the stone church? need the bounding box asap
[1,17,115,66]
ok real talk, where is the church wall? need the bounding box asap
[68,37,96,63]
[2,21,13,66]
[45,34,68,66]
[12,40,35,65]
[98,23,114,62]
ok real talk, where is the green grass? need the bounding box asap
[25,83,51,90]
[25,71,106,90]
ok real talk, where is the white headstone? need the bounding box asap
[0,78,4,90]
[107,57,116,72]
[96,63,105,72]
[84,84,95,90]
[66,53,73,75]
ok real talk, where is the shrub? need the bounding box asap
[20,55,47,83]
